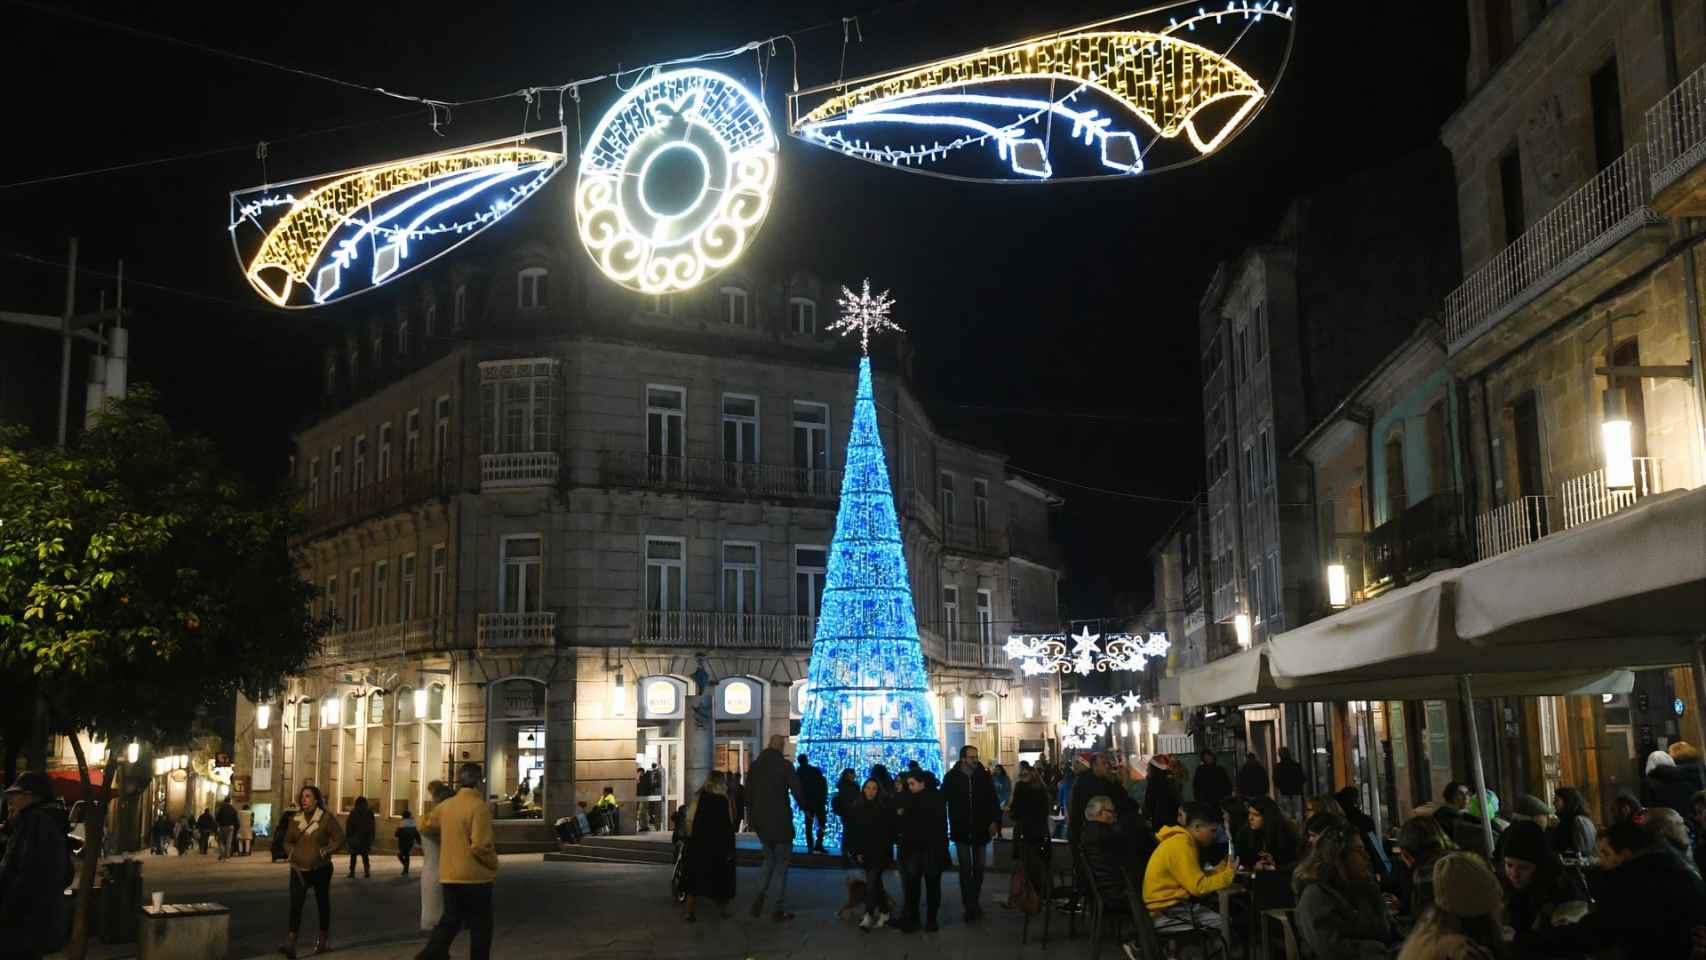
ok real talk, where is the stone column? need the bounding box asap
[684,681,715,800]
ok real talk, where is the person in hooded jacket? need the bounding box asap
[1645,748,1702,815]
[344,796,375,878]
[894,771,949,933]
[0,772,71,960]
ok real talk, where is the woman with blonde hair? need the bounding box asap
[682,770,738,922]
[1397,853,1505,960]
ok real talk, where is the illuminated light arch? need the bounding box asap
[575,68,778,294]
[228,129,566,308]
[788,3,1293,183]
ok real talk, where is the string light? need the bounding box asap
[1005,626,1170,675]
[827,278,901,354]
[228,130,565,308]
[576,68,777,294]
[1060,692,1144,750]
[789,8,1291,183]
[794,353,944,851]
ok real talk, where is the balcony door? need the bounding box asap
[792,402,829,494]
[500,535,543,614]
[794,546,826,645]
[721,542,759,643]
[648,386,686,484]
[646,537,685,640]
[722,395,758,489]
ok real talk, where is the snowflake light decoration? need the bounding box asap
[1006,626,1170,676]
[1060,693,1143,751]
[828,278,902,354]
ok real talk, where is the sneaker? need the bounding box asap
[859,914,874,930]
[874,911,889,929]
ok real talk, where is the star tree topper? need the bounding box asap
[829,278,902,354]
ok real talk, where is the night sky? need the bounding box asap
[0,1,1466,616]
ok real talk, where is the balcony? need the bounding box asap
[1647,59,1706,215]
[1472,459,1664,560]
[297,461,457,538]
[944,637,1003,668]
[1365,492,1470,589]
[480,451,558,490]
[1474,495,1553,560]
[632,610,817,651]
[598,450,840,502]
[1442,144,1665,358]
[476,611,556,648]
[1560,458,1664,531]
[313,618,452,665]
[943,522,1009,556]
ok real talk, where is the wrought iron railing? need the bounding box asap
[1648,59,1706,196]
[632,610,817,650]
[1365,492,1469,587]
[1475,495,1553,560]
[1442,144,1661,351]
[297,460,458,537]
[1559,458,1664,531]
[313,618,452,664]
[480,451,559,489]
[598,450,840,501]
[943,522,1009,555]
[476,611,557,647]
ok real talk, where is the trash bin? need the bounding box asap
[96,858,142,944]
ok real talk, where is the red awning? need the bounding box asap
[46,767,105,801]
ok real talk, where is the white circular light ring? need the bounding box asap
[576,68,778,294]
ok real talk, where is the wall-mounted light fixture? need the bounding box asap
[1233,613,1252,649]
[1326,564,1349,608]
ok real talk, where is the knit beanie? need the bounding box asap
[1432,853,1503,918]
[1501,820,1549,865]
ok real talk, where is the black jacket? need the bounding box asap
[215,801,239,829]
[1274,757,1306,797]
[196,811,216,833]
[1142,763,1180,832]
[844,796,894,869]
[1646,761,1706,815]
[1542,844,1705,958]
[344,803,376,853]
[0,801,71,955]
[1009,780,1051,846]
[1080,819,1146,903]
[895,784,948,869]
[1068,773,1118,847]
[1236,760,1270,798]
[1292,879,1396,960]
[941,762,999,844]
[796,762,829,812]
[1192,761,1234,812]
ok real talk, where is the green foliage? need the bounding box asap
[0,389,329,747]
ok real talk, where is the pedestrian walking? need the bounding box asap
[992,764,1012,836]
[0,771,72,960]
[396,809,419,876]
[238,803,255,856]
[417,764,498,960]
[682,771,738,922]
[151,813,171,855]
[272,808,295,862]
[830,768,860,860]
[215,797,239,861]
[796,753,830,854]
[1236,752,1270,798]
[175,817,193,856]
[420,782,455,930]
[1007,762,1052,909]
[745,734,804,921]
[1275,747,1307,820]
[278,784,345,958]
[344,796,375,878]
[196,807,217,854]
[895,769,949,933]
[1192,750,1234,816]
[942,744,999,922]
[634,766,656,831]
[846,777,895,929]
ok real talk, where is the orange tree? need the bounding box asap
[0,389,327,959]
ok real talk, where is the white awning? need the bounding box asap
[1454,485,1706,665]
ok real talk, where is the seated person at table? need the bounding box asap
[1292,822,1398,960]
[1536,818,1706,958]
[1390,816,1454,921]
[1081,796,1153,907]
[1396,853,1505,960]
[1237,796,1301,872]
[1497,820,1589,951]
[1142,802,1236,935]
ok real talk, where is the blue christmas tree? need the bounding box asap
[795,283,943,850]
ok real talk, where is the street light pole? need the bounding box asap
[56,238,77,449]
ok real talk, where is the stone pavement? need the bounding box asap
[51,850,1082,960]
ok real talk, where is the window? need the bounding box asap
[371,326,384,368]
[1484,0,1513,71]
[1202,337,1223,380]
[1264,553,1281,625]
[399,553,416,621]
[943,585,960,643]
[722,394,759,467]
[517,267,548,309]
[645,537,685,613]
[939,473,956,524]
[794,546,827,620]
[500,535,543,613]
[1209,440,1228,482]
[353,435,367,490]
[308,458,321,509]
[348,343,360,390]
[792,401,829,494]
[789,297,816,335]
[1252,303,1266,361]
[1591,57,1624,172]
[721,542,759,615]
[377,423,392,482]
[434,396,452,474]
[453,285,468,329]
[1258,428,1271,489]
[325,576,338,626]
[1248,563,1262,624]
[648,293,675,317]
[325,356,337,396]
[647,386,686,482]
[373,560,388,627]
[1243,445,1256,500]
[1235,326,1249,384]
[397,315,410,357]
[348,568,364,630]
[482,372,556,455]
[1208,400,1226,441]
[429,544,447,618]
[973,478,989,532]
[405,410,420,473]
[1009,576,1021,617]
[330,446,344,499]
[1499,147,1525,246]
[719,287,749,327]
[424,297,437,338]
[975,589,994,653]
[1384,430,1407,520]
[1425,402,1451,496]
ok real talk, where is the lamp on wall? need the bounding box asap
[952,694,966,720]
[413,687,428,720]
[1601,388,1635,490]
[256,703,272,730]
[1233,613,1252,649]
[127,742,140,764]
[611,670,628,717]
[1326,564,1349,608]
[1022,694,1035,720]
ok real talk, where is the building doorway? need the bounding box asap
[486,678,546,820]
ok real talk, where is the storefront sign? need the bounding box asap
[644,679,681,718]
[233,775,251,803]
[723,682,753,717]
[970,714,987,732]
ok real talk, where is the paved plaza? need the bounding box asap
[54,850,1073,960]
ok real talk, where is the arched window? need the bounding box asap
[424,295,438,337]
[1425,401,1451,497]
[719,286,749,327]
[1383,429,1407,522]
[397,316,411,357]
[788,297,816,335]
[453,285,468,329]
[517,267,548,309]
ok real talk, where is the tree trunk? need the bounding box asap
[65,738,122,960]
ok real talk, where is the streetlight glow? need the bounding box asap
[1022,694,1035,719]
[1327,564,1349,607]
[1602,389,1635,490]
[952,694,966,720]
[127,742,139,763]
[413,688,428,720]
[1233,613,1252,649]
[256,703,271,730]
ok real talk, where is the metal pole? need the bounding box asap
[1691,639,1706,752]
[1360,701,1384,839]
[56,238,77,448]
[1458,674,1496,855]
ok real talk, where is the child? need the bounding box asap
[395,809,419,875]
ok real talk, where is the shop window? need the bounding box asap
[487,678,545,820]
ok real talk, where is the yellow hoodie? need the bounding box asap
[1142,825,1236,913]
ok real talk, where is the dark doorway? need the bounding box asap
[1591,57,1624,172]
[1499,148,1526,246]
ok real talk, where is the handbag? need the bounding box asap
[1008,865,1042,915]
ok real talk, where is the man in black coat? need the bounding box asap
[1080,796,1155,914]
[1274,747,1306,820]
[1192,750,1233,814]
[215,798,239,861]
[1068,755,1119,848]
[795,754,830,854]
[1539,818,1706,957]
[941,745,999,921]
[0,772,71,960]
[894,771,949,933]
[1236,753,1270,799]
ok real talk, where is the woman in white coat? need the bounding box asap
[419,782,456,930]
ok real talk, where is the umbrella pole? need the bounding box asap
[1692,638,1706,751]
[1458,673,1496,856]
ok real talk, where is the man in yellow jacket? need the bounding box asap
[1141,802,1235,939]
[418,763,499,960]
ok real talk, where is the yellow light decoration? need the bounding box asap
[229,129,566,308]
